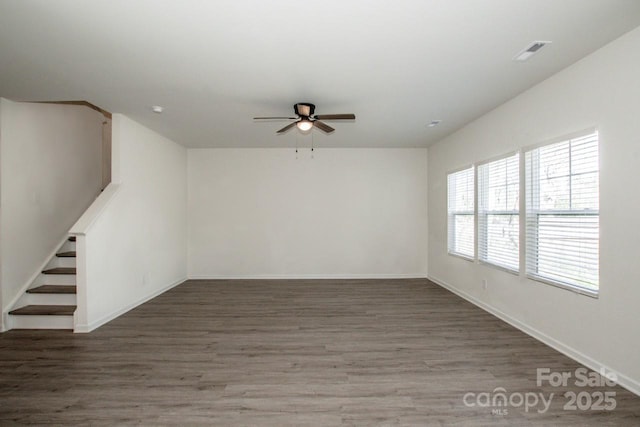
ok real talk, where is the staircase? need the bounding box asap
[8,237,77,330]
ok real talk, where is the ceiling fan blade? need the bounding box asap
[276,121,298,134]
[314,114,355,120]
[254,116,298,120]
[313,120,335,133]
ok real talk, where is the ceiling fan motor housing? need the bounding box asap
[295,103,315,118]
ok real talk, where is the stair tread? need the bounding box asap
[9,305,76,316]
[42,267,76,275]
[56,251,76,258]
[27,285,77,294]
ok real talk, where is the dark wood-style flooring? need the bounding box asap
[1,279,638,425]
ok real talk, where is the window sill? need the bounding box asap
[448,251,475,262]
[479,260,519,276]
[526,274,599,299]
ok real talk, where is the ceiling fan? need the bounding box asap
[253,103,355,134]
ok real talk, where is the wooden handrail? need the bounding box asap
[33,100,112,119]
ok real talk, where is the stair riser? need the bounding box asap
[49,257,76,269]
[9,315,73,330]
[23,294,77,306]
[60,240,76,253]
[41,274,76,285]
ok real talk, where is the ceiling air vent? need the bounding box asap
[513,41,551,61]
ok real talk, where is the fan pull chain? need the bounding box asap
[311,132,314,159]
[295,133,299,159]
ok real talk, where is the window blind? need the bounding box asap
[447,167,474,258]
[525,131,599,293]
[478,153,519,271]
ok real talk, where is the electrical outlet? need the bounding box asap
[482,279,488,290]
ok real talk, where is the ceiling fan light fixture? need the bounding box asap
[296,119,313,132]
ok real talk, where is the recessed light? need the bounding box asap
[152,105,164,114]
[513,41,551,61]
[428,120,442,127]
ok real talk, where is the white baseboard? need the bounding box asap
[428,275,640,397]
[188,273,428,280]
[74,277,187,333]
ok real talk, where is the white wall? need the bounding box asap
[74,114,187,331]
[428,27,640,393]
[0,100,3,330]
[188,148,428,278]
[0,99,103,317]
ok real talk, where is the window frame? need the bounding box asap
[447,165,475,261]
[523,128,600,298]
[476,151,520,274]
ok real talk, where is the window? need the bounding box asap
[525,131,599,295]
[478,153,519,271]
[448,167,474,258]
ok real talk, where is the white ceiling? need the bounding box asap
[1,1,640,148]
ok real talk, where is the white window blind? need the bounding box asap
[525,131,599,294]
[448,167,474,258]
[478,153,519,271]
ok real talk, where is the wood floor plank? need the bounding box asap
[0,279,638,425]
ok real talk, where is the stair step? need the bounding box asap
[56,251,76,258]
[27,285,76,294]
[9,305,76,316]
[42,267,76,275]
[68,236,76,242]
